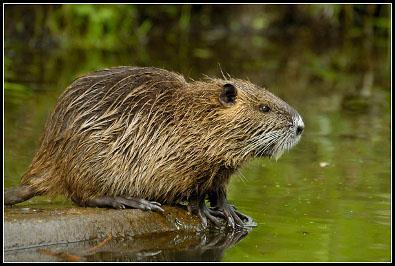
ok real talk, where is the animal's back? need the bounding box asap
[21,66,193,203]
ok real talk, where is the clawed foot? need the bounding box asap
[210,203,256,229]
[109,196,164,213]
[187,199,223,228]
[73,196,164,213]
[187,200,255,229]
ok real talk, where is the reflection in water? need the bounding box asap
[5,228,251,262]
[87,229,250,262]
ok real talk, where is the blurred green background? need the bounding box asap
[4,4,391,262]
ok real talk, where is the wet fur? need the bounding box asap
[16,66,301,205]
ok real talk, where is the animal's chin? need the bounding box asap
[269,149,286,161]
[254,148,283,160]
[254,143,275,158]
[254,135,301,160]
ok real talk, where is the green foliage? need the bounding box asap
[47,5,139,49]
[4,4,390,86]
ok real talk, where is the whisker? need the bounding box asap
[236,169,247,183]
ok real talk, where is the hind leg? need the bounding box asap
[4,185,38,206]
[71,195,164,213]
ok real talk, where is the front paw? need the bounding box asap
[187,201,222,228]
[210,204,256,229]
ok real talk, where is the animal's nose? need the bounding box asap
[296,125,304,135]
[294,114,304,136]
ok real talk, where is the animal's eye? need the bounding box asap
[259,105,271,113]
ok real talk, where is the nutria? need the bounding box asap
[4,66,304,228]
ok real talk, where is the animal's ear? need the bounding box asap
[219,83,237,107]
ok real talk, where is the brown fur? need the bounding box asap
[18,66,302,204]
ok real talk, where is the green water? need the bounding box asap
[4,4,391,262]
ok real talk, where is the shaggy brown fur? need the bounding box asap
[6,66,303,215]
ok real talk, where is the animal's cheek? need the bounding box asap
[272,119,291,131]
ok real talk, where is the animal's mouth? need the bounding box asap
[248,121,304,160]
[254,143,276,157]
[254,133,302,159]
[272,135,302,160]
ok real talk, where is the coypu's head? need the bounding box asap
[188,78,304,163]
[219,79,304,160]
